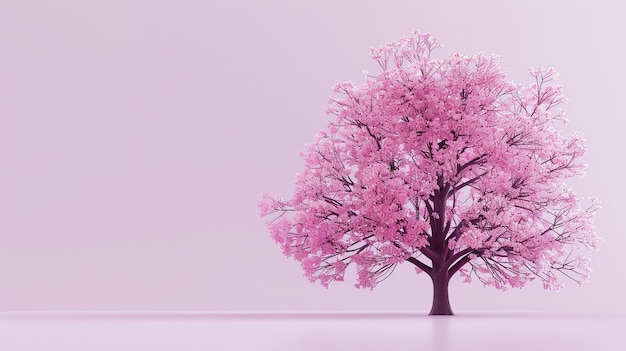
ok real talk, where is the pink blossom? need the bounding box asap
[259,31,599,315]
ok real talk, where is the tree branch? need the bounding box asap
[445,247,473,268]
[445,220,466,241]
[448,254,473,280]
[456,154,486,175]
[449,171,488,196]
[419,246,438,263]
[407,256,433,277]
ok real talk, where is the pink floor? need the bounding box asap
[0,311,623,351]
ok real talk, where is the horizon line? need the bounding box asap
[0,310,620,319]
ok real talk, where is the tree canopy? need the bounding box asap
[260,31,599,314]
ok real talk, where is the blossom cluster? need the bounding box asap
[260,31,599,291]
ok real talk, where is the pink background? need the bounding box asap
[0,0,624,314]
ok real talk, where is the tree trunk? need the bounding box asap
[429,267,453,315]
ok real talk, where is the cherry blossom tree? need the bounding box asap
[259,32,599,315]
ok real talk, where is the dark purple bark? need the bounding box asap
[426,183,454,315]
[429,265,453,315]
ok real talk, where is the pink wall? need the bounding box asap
[0,0,623,313]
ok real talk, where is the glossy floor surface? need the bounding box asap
[0,311,623,350]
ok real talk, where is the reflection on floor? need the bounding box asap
[0,311,624,351]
